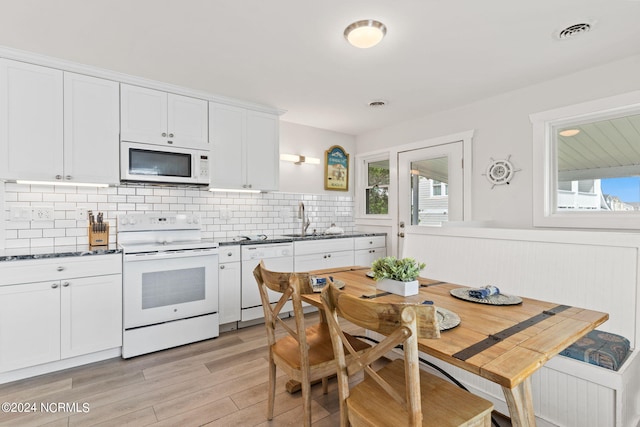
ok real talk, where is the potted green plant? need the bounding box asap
[371,256,426,296]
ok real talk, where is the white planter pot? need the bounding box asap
[377,278,419,296]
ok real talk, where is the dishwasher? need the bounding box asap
[241,242,294,322]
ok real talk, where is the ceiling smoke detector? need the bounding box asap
[368,100,387,108]
[557,23,592,40]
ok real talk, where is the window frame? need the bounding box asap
[531,90,640,230]
[358,153,392,219]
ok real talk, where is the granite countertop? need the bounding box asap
[218,232,386,246]
[0,244,122,262]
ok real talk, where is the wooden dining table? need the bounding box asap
[302,266,609,427]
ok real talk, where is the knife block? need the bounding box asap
[89,224,109,246]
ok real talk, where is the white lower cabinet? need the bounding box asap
[0,255,122,374]
[354,235,387,267]
[218,245,241,324]
[293,238,355,272]
[61,274,122,359]
[0,281,61,372]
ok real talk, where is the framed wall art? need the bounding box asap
[324,145,349,191]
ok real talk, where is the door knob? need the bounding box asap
[398,232,405,238]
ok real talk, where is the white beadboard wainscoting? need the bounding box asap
[402,227,640,427]
[1,183,355,250]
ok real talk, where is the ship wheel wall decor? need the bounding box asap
[482,155,520,189]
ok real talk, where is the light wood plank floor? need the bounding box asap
[0,313,511,426]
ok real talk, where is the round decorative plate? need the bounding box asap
[437,307,460,331]
[450,288,522,305]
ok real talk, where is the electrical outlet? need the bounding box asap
[10,206,32,221]
[32,207,54,221]
[76,208,88,221]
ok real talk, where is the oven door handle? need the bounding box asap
[124,249,219,262]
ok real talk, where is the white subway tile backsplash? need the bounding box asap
[3,183,355,249]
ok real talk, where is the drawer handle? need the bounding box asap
[227,252,233,257]
[51,283,58,289]
[220,265,225,270]
[57,266,65,272]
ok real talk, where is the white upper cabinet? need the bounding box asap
[121,84,208,150]
[0,59,64,181]
[209,102,279,191]
[0,59,119,184]
[64,72,120,184]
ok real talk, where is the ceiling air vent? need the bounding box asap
[557,23,592,40]
[368,100,387,108]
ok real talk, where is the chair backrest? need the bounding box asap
[253,260,311,349]
[321,283,440,426]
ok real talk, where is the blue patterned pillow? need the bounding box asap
[560,330,631,371]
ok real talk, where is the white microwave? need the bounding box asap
[121,141,210,185]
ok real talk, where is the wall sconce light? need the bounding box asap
[280,154,320,165]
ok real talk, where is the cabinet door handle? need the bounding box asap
[57,266,65,272]
[162,132,167,137]
[51,283,59,289]
[62,282,70,287]
[55,175,63,180]
[169,133,174,138]
[65,175,72,180]
[227,252,233,257]
[327,254,331,258]
[220,265,225,269]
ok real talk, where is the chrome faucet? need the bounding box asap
[298,202,311,236]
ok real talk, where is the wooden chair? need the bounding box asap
[253,261,370,427]
[321,283,494,427]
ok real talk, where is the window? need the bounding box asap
[430,179,448,197]
[365,159,389,215]
[531,90,640,229]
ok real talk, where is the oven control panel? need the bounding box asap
[118,213,201,231]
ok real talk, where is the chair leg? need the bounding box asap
[267,355,276,420]
[322,376,328,394]
[302,373,312,427]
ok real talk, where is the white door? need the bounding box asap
[61,274,122,359]
[0,59,63,181]
[397,142,464,255]
[168,94,208,149]
[64,72,120,184]
[120,84,168,145]
[218,261,241,324]
[209,102,245,189]
[0,281,61,372]
[246,110,279,191]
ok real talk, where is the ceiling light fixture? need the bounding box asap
[559,129,581,137]
[280,153,320,165]
[344,19,387,48]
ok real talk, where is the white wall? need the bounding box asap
[356,54,640,228]
[2,183,355,251]
[279,121,356,196]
